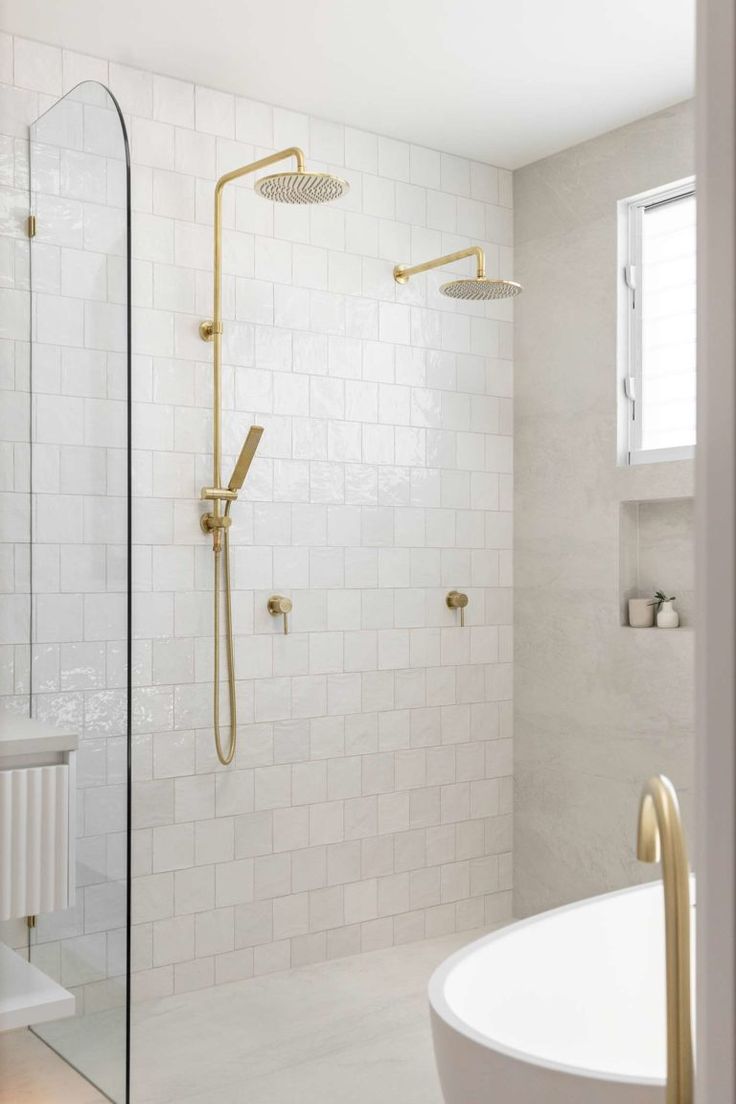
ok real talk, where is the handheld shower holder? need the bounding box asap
[201,487,238,501]
[200,486,237,537]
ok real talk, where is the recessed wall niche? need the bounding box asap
[619,497,694,627]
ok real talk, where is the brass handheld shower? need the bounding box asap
[201,148,348,766]
[228,426,263,492]
[200,425,263,767]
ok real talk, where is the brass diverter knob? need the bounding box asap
[268,595,293,635]
[199,319,223,342]
[446,590,469,627]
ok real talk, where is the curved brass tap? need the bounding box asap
[636,775,693,1104]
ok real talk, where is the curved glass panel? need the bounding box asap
[28,80,131,1104]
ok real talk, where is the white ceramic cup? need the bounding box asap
[628,598,655,628]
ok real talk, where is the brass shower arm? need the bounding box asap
[214,146,305,197]
[200,147,307,344]
[201,151,301,496]
[394,245,486,285]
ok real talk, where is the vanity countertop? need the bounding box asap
[0,714,78,759]
[0,941,75,1031]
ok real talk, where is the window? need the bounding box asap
[619,178,696,465]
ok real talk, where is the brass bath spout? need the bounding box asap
[636,775,693,1104]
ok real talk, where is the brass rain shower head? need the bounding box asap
[255,170,349,205]
[394,245,522,301]
[199,148,349,344]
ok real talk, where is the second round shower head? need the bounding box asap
[440,277,522,301]
[393,245,523,302]
[255,169,349,205]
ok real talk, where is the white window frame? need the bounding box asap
[617,176,696,466]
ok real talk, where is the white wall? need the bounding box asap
[0,34,515,1004]
[513,101,695,916]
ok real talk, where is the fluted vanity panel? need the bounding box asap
[0,765,71,921]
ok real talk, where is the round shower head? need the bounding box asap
[439,276,522,301]
[255,169,349,205]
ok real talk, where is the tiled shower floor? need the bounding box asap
[2,930,480,1104]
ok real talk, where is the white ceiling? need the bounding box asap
[2,0,695,168]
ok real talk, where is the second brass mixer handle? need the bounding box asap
[446,591,469,626]
[268,595,293,634]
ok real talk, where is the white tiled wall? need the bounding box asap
[0,33,514,1003]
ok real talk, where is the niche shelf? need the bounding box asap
[619,497,694,628]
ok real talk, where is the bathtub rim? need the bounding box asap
[428,879,669,1088]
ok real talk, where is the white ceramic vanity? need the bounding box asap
[0,713,78,1031]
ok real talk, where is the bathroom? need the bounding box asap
[0,1,733,1101]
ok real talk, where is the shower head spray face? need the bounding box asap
[255,170,349,205]
[439,277,523,301]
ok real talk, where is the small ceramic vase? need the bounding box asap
[656,599,680,629]
[628,598,655,628]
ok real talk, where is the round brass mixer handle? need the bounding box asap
[268,595,293,633]
[446,590,469,626]
[268,596,292,614]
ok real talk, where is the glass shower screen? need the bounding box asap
[27,80,131,1103]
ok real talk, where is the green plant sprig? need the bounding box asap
[648,590,676,611]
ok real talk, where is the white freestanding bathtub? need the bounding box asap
[429,881,695,1103]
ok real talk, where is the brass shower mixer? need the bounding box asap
[446,590,469,627]
[268,595,293,634]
